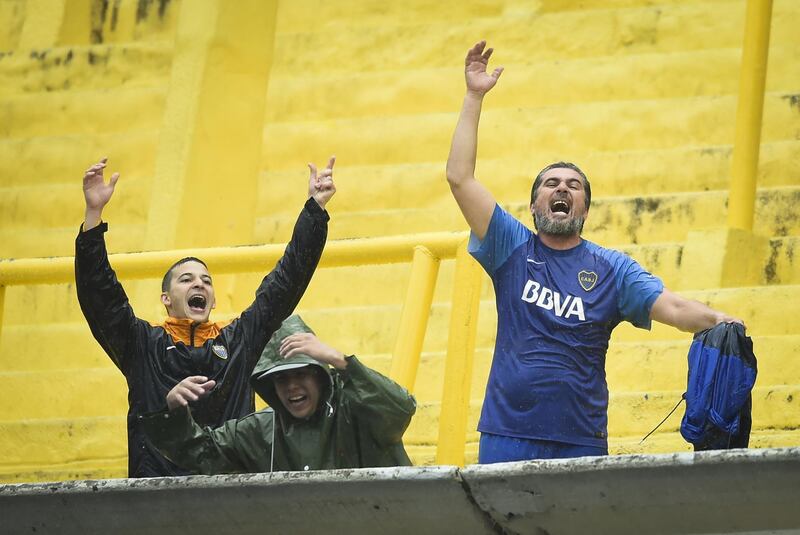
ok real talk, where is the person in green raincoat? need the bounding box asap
[141,316,416,473]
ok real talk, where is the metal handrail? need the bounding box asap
[0,231,467,285]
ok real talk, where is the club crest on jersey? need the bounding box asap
[212,344,229,360]
[578,270,598,291]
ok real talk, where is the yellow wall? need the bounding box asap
[0,0,798,481]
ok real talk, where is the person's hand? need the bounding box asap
[83,157,119,230]
[279,333,347,369]
[464,40,504,97]
[714,312,746,330]
[308,156,336,209]
[166,376,216,411]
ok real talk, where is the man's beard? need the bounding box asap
[533,209,585,236]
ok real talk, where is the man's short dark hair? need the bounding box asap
[161,257,208,292]
[530,161,592,210]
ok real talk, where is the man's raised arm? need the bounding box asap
[75,157,141,373]
[234,158,335,370]
[446,40,504,241]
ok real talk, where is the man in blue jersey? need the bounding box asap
[446,40,744,462]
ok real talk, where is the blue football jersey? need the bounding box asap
[470,205,664,448]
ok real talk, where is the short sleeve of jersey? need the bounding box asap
[613,254,664,329]
[468,204,530,275]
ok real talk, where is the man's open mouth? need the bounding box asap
[288,395,307,404]
[551,199,570,214]
[188,295,207,312]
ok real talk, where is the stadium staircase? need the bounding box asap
[0,0,797,483]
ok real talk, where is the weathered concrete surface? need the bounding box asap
[462,447,800,535]
[0,465,496,535]
[1,449,799,535]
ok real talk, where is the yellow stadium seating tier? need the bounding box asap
[0,0,797,482]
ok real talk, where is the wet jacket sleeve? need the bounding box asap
[338,356,417,446]
[235,198,329,369]
[75,223,143,375]
[139,406,275,475]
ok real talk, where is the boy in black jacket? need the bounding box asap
[76,157,335,477]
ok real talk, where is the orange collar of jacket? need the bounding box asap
[158,317,229,347]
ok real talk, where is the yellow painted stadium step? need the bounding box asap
[577,186,800,246]
[0,324,114,372]
[609,429,800,457]
[0,178,151,232]
[0,280,155,327]
[0,416,127,483]
[256,140,800,218]
[0,368,126,421]
[0,128,157,258]
[0,43,172,96]
[270,1,799,74]
[607,386,799,438]
[259,92,798,172]
[275,0,745,34]
[0,457,127,485]
[606,336,800,392]
[256,204,466,242]
[0,86,167,139]
[265,46,800,123]
[256,186,800,244]
[0,129,158,189]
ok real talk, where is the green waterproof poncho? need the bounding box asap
[141,316,416,473]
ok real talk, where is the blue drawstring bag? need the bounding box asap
[680,322,757,450]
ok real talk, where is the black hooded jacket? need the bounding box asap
[75,198,328,477]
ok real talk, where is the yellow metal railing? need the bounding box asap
[390,245,441,391]
[435,240,484,466]
[728,0,773,231]
[0,231,481,466]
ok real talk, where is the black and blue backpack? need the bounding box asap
[680,322,757,450]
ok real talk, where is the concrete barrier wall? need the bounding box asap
[2,448,798,535]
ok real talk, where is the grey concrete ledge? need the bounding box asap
[461,447,800,535]
[1,448,799,535]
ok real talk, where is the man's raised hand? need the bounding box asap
[465,40,504,97]
[279,332,347,370]
[166,376,217,411]
[308,156,337,209]
[82,157,120,231]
